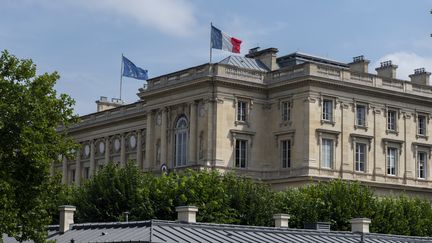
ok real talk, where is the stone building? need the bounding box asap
[57,47,432,196]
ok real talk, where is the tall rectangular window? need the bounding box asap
[235,139,247,168]
[322,100,333,121]
[418,115,426,135]
[281,140,291,168]
[355,143,366,172]
[321,139,333,168]
[282,101,291,121]
[70,169,76,183]
[237,101,247,122]
[84,167,90,179]
[387,110,397,131]
[356,105,366,127]
[418,152,427,179]
[387,147,397,175]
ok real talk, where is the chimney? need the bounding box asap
[245,47,279,71]
[175,206,198,223]
[96,96,124,112]
[59,205,76,233]
[375,60,398,79]
[350,218,371,233]
[273,214,290,228]
[349,55,370,73]
[409,68,431,85]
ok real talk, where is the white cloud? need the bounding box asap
[15,0,198,37]
[374,52,432,80]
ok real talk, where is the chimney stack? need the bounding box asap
[350,218,371,233]
[409,68,431,85]
[348,55,370,73]
[273,214,290,228]
[175,206,198,223]
[59,205,76,233]
[245,47,279,71]
[96,96,124,112]
[375,60,398,79]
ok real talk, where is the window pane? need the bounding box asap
[418,152,427,179]
[322,139,333,168]
[387,147,396,175]
[418,115,426,135]
[323,100,333,121]
[356,105,366,126]
[355,143,366,172]
[281,140,291,168]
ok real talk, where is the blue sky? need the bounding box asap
[2,0,432,115]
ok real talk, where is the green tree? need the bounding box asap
[277,180,376,231]
[372,195,432,236]
[72,162,154,222]
[0,50,77,242]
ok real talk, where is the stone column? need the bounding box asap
[75,148,81,185]
[160,108,168,165]
[89,140,95,177]
[61,155,68,184]
[120,134,126,166]
[189,102,197,164]
[136,130,143,169]
[104,137,110,164]
[145,111,154,169]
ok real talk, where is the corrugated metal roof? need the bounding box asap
[219,55,269,72]
[3,220,432,243]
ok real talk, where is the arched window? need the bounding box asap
[175,117,188,167]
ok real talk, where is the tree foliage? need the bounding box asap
[55,163,432,237]
[0,50,77,242]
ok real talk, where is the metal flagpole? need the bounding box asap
[119,53,124,100]
[209,22,213,64]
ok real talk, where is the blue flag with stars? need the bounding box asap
[122,56,148,80]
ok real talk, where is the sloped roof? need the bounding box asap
[4,220,432,243]
[219,55,269,72]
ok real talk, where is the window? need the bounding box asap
[281,140,291,168]
[387,147,397,175]
[322,99,333,122]
[175,117,188,167]
[237,101,247,122]
[356,104,366,127]
[281,101,291,121]
[84,167,90,179]
[387,110,397,131]
[235,139,247,168]
[418,115,426,136]
[321,139,333,168]
[418,152,427,179]
[355,143,366,172]
[70,169,76,183]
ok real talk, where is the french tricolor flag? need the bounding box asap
[211,25,242,54]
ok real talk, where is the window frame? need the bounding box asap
[417,151,427,179]
[355,142,367,172]
[386,147,397,176]
[281,139,292,168]
[236,100,247,122]
[355,104,367,127]
[281,100,291,122]
[322,99,334,122]
[321,138,334,169]
[386,109,397,132]
[174,116,189,167]
[417,114,427,137]
[235,139,248,168]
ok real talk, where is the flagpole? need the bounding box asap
[119,53,123,100]
[209,22,213,64]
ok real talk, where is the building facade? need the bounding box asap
[57,47,432,196]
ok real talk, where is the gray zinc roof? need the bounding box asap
[4,220,432,243]
[218,55,269,72]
